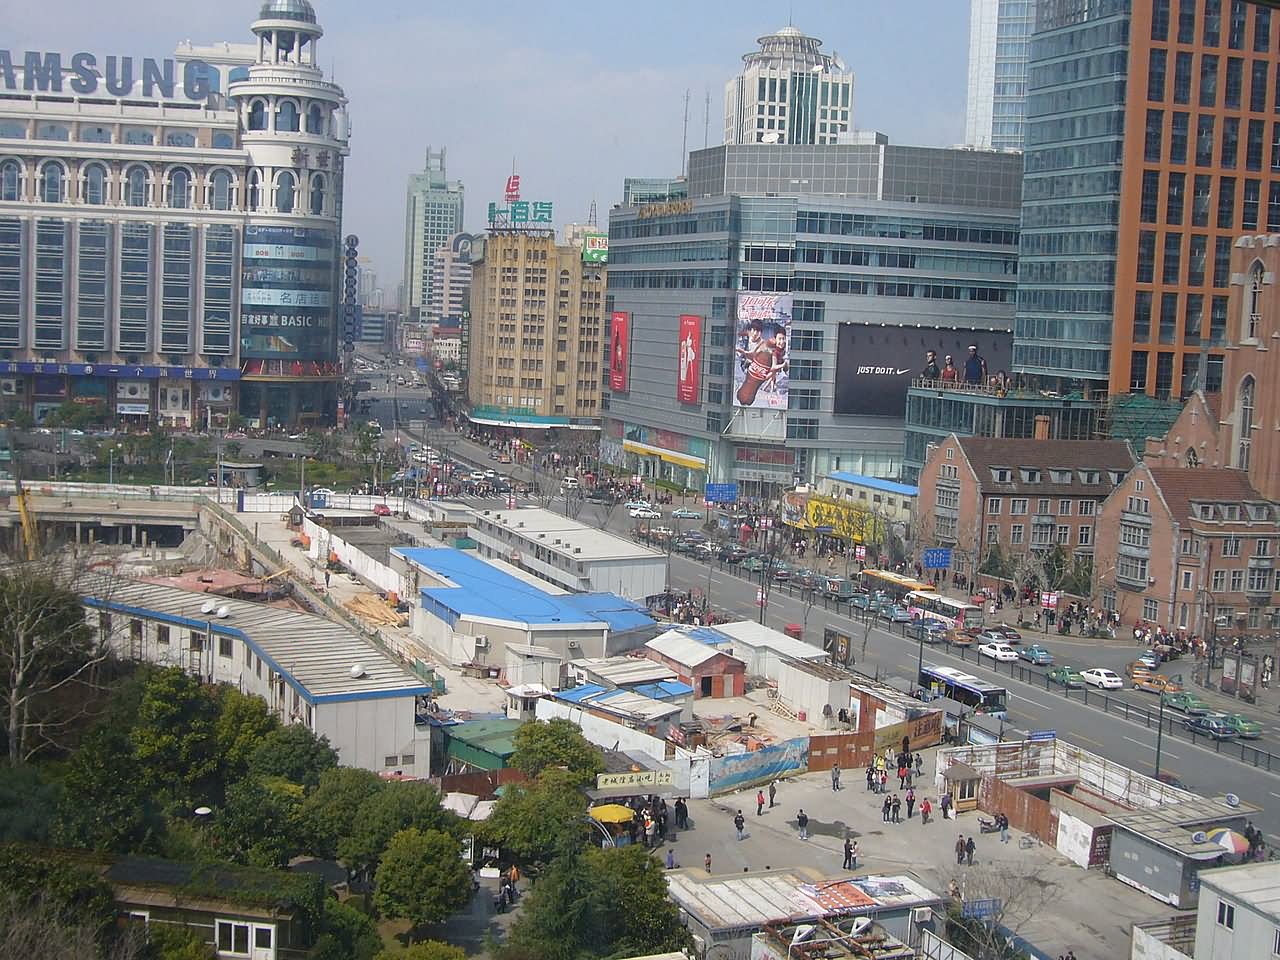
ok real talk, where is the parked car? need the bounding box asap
[630,507,662,519]
[1184,715,1238,739]
[979,641,1019,662]
[671,507,702,520]
[1047,666,1085,688]
[849,592,874,611]
[718,546,749,563]
[1162,692,1211,715]
[1018,644,1055,666]
[976,629,1012,646]
[771,564,791,582]
[994,627,1022,644]
[907,621,946,644]
[1132,673,1183,695]
[793,569,822,590]
[1081,668,1124,690]
[879,604,912,623]
[1135,650,1162,670]
[498,453,513,464]
[741,556,766,572]
[1217,713,1263,739]
[372,503,392,516]
[624,499,652,511]
[1125,660,1155,679]
[945,628,978,647]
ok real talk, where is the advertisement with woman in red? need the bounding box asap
[733,294,791,409]
[609,311,630,392]
[677,314,702,404]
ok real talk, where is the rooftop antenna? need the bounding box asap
[703,88,711,149]
[587,199,598,227]
[680,88,690,177]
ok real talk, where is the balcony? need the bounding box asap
[1031,514,1055,526]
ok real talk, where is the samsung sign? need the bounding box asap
[0,51,214,100]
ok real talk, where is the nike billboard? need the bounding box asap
[833,324,1013,417]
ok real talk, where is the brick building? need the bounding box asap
[1094,464,1279,637]
[916,435,1136,585]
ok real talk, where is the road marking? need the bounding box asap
[1270,792,1280,800]
[1073,734,1106,749]
[1122,736,1181,760]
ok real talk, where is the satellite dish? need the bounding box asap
[761,131,780,144]
[1225,793,1241,808]
[193,806,212,817]
[1191,830,1208,844]
[349,663,367,679]
[200,599,216,614]
[216,605,230,619]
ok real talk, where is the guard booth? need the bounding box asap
[942,761,982,813]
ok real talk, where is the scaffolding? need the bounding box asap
[1096,393,1185,447]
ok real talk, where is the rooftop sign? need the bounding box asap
[0,51,214,100]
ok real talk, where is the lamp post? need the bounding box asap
[1154,690,1167,778]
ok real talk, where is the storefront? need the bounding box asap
[616,423,710,490]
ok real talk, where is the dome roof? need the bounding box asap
[776,25,802,37]
[258,0,317,23]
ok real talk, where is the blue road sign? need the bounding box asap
[922,547,953,570]
[962,898,1001,921]
[705,483,739,504]
[1027,730,1056,742]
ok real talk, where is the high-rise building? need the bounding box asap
[964,0,1034,150]
[402,147,463,321]
[357,256,384,309]
[603,141,1022,496]
[0,0,350,428]
[466,229,605,431]
[427,233,472,323]
[724,26,854,146]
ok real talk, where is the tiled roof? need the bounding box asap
[956,437,1135,496]
[1146,466,1266,524]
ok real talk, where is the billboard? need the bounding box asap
[833,324,1013,417]
[609,311,630,392]
[734,293,791,409]
[583,232,608,263]
[677,314,702,404]
[239,224,337,362]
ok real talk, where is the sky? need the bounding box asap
[7,0,971,295]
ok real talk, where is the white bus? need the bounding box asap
[906,590,985,630]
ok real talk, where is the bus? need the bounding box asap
[906,591,985,631]
[859,569,935,602]
[918,664,1008,719]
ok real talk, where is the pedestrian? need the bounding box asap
[797,808,810,840]
[966,835,976,866]
[891,795,902,824]
[666,847,676,869]
[920,797,932,825]
[705,852,713,873]
[879,770,888,794]
[915,754,924,777]
[882,796,892,823]
[999,812,1010,844]
[734,809,746,841]
[756,789,766,816]
[843,837,854,870]
[769,780,777,808]
[324,570,331,588]
[955,834,966,865]
[898,764,908,789]
[906,788,916,820]
[831,762,841,791]
[866,765,875,792]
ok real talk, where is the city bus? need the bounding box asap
[906,590,985,631]
[859,569,935,602]
[918,664,1008,719]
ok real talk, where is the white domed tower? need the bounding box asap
[228,0,350,426]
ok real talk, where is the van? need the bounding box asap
[561,476,580,489]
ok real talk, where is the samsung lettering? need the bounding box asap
[0,51,213,100]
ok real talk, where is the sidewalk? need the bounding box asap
[675,758,1172,960]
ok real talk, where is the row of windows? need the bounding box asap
[0,119,235,150]
[986,497,1098,516]
[0,158,331,216]
[1152,0,1269,52]
[1143,109,1280,171]
[244,97,332,136]
[987,523,1093,548]
[795,211,1018,247]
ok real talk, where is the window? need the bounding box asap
[1058,500,1072,516]
[210,169,233,210]
[167,168,190,209]
[1056,525,1071,545]
[1217,177,1236,229]
[157,625,170,645]
[1010,498,1028,515]
[1145,110,1164,162]
[247,99,267,131]
[987,497,1002,515]
[39,161,64,203]
[1248,567,1271,593]
[1149,49,1168,101]
[83,164,106,205]
[1182,570,1195,591]
[124,165,148,207]
[217,921,250,955]
[1164,233,1183,284]
[306,103,325,135]
[0,160,18,201]
[1223,535,1242,556]
[1244,179,1261,229]
[1143,599,1160,621]
[1196,115,1216,166]
[1175,51,1194,104]
[1121,523,1152,548]
[1141,170,1161,222]
[309,173,325,215]
[1257,538,1272,557]
[1245,265,1263,339]
[1225,56,1243,107]
[1037,498,1051,514]
[1138,231,1156,283]
[1010,524,1024,545]
[1171,112,1189,163]
[1237,375,1255,469]
[1200,54,1219,107]
[1213,569,1227,591]
[935,487,959,510]
[1079,500,1096,516]
[1119,554,1149,584]
[276,171,295,213]
[1078,525,1092,546]
[218,636,232,658]
[1217,900,1236,930]
[276,99,300,132]
[986,523,1000,544]
[1166,172,1185,224]
[1192,174,1211,226]
[1179,0,1196,43]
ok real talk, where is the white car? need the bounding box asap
[624,499,653,511]
[630,507,662,520]
[978,642,1019,662]
[1081,668,1124,690]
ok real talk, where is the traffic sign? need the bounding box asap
[962,898,1001,920]
[922,547,952,570]
[705,482,738,504]
[1027,730,1056,742]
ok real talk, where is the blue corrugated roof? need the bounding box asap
[684,625,731,645]
[555,683,608,703]
[828,471,918,497]
[632,680,695,700]
[401,547,656,630]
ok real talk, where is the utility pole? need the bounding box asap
[1154,693,1167,777]
[680,88,690,177]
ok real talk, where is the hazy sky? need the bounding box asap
[9,0,969,293]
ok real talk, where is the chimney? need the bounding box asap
[1033,415,1051,440]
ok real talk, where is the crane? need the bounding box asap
[13,476,38,561]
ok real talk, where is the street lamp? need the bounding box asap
[1154,691,1167,778]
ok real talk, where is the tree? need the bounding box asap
[0,562,108,764]
[312,898,382,960]
[500,846,692,960]
[213,687,279,786]
[248,723,338,789]
[210,777,305,868]
[337,781,457,882]
[0,763,59,843]
[147,924,217,960]
[0,891,148,960]
[379,942,466,960]
[53,722,165,854]
[301,766,385,860]
[943,864,1059,960]
[372,828,472,933]
[510,718,604,783]
[482,769,590,866]
[129,666,221,807]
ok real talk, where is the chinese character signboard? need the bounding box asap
[677,314,701,404]
[1040,591,1059,609]
[734,294,791,409]
[609,311,630,392]
[583,232,608,263]
[505,175,521,202]
[595,770,673,790]
[705,482,738,503]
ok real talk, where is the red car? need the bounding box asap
[373,504,392,516]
